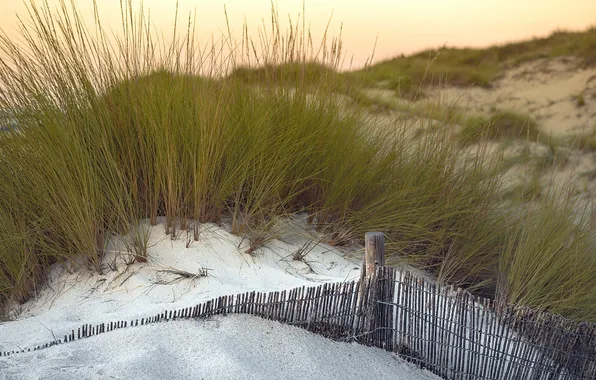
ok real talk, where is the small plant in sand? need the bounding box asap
[156,266,209,285]
[235,215,279,256]
[286,238,324,274]
[291,235,326,262]
[575,92,586,107]
[125,223,153,263]
[243,228,275,256]
[291,240,320,262]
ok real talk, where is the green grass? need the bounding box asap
[576,92,587,107]
[459,110,542,144]
[498,194,596,321]
[570,131,596,151]
[228,62,361,94]
[403,101,465,125]
[0,0,595,322]
[353,27,596,97]
[353,50,497,99]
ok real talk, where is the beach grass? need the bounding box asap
[0,0,595,322]
[458,109,542,144]
[498,194,596,321]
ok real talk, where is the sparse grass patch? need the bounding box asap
[498,168,543,203]
[123,223,153,263]
[352,49,497,99]
[350,89,397,112]
[396,101,465,125]
[459,110,541,144]
[228,62,359,94]
[501,140,564,172]
[567,130,596,152]
[291,240,320,262]
[156,266,209,285]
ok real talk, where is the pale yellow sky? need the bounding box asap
[2,0,595,69]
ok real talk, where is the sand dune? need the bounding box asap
[430,57,596,136]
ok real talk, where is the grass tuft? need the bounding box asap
[498,194,596,321]
[459,110,541,144]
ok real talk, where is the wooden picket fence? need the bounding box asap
[1,234,594,379]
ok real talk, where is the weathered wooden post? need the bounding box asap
[357,232,386,345]
[360,232,386,282]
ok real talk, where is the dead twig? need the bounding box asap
[39,321,57,342]
[155,266,210,285]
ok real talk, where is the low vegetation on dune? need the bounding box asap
[351,27,596,98]
[0,0,595,322]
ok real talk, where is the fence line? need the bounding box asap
[1,266,594,379]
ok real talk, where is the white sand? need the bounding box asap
[0,219,440,380]
[0,315,440,380]
[0,220,359,350]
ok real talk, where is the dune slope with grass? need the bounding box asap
[0,2,596,378]
[0,0,517,313]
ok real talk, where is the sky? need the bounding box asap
[1,0,596,69]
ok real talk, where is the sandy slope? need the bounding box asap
[363,56,596,138]
[447,57,596,207]
[428,57,596,137]
[0,315,440,380]
[369,56,596,211]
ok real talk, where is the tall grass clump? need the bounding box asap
[0,0,410,306]
[0,0,594,322]
[497,194,596,321]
